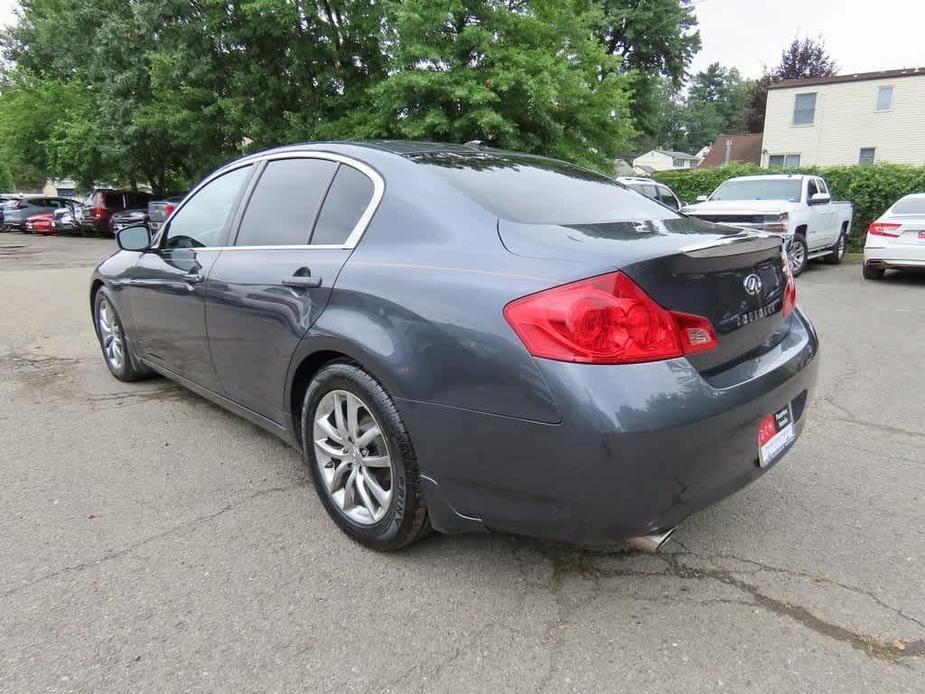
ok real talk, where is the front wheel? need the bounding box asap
[787,235,808,276]
[302,362,430,550]
[93,288,151,381]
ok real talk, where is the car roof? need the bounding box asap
[616,176,666,185]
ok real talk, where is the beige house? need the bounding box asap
[631,149,699,174]
[761,67,925,168]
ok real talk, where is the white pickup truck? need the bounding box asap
[682,174,853,276]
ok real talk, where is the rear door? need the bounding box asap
[205,154,380,423]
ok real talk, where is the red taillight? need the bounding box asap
[868,222,900,237]
[503,271,717,364]
[781,248,797,317]
[93,205,106,219]
[164,203,175,217]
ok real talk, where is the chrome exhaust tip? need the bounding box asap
[626,527,677,553]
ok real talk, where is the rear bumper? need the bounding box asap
[404,308,819,544]
[864,244,925,268]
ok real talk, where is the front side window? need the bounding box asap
[656,187,679,209]
[876,86,893,111]
[807,179,819,198]
[165,165,252,249]
[311,164,376,245]
[235,158,337,247]
[859,148,876,165]
[793,93,817,125]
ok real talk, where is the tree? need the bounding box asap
[594,0,701,142]
[742,37,837,133]
[369,0,636,172]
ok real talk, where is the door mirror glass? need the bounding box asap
[696,194,709,202]
[117,224,151,251]
[809,192,831,205]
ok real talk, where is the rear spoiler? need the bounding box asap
[680,233,781,258]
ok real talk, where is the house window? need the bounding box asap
[859,148,876,165]
[768,154,801,168]
[672,158,687,168]
[793,93,817,125]
[876,86,893,111]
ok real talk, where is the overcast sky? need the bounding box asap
[0,0,922,79]
[690,0,925,77]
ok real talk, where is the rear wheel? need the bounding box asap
[788,235,808,276]
[302,362,430,550]
[93,288,151,381]
[825,231,847,265]
[862,263,885,280]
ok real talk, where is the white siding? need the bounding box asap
[632,151,674,171]
[761,74,925,167]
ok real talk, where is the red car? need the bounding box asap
[25,213,55,234]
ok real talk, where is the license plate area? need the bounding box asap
[757,404,795,467]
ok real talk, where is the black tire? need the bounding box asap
[788,234,809,276]
[301,361,430,551]
[862,263,885,280]
[92,287,152,381]
[825,229,848,265]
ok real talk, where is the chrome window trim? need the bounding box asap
[160,150,385,252]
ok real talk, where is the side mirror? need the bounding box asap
[696,195,709,202]
[116,224,152,251]
[809,192,831,205]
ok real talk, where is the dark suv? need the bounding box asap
[78,189,155,236]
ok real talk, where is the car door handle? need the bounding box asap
[282,273,322,289]
[181,273,204,284]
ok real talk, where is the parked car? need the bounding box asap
[2,196,74,232]
[24,212,55,234]
[90,142,817,552]
[147,193,187,236]
[51,202,83,235]
[863,193,925,279]
[616,176,683,210]
[683,174,853,276]
[111,208,149,234]
[78,189,155,236]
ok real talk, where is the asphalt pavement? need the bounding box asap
[1,233,923,693]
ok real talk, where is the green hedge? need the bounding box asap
[654,163,925,251]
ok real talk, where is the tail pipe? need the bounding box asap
[626,527,677,553]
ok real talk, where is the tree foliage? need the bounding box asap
[643,63,750,154]
[0,0,653,190]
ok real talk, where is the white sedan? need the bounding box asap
[863,193,925,279]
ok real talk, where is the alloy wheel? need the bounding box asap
[788,238,806,273]
[97,298,124,371]
[313,389,394,525]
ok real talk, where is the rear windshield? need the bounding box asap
[409,152,679,224]
[891,196,925,215]
[711,179,802,202]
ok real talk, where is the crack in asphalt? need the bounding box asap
[538,545,924,665]
[1,482,308,599]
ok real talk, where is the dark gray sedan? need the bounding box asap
[89,141,818,551]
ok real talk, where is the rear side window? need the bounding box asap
[103,192,124,208]
[412,153,678,225]
[235,158,337,246]
[642,184,658,200]
[311,165,375,245]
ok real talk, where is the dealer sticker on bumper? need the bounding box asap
[758,405,795,468]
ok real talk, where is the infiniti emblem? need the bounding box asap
[743,273,763,296]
